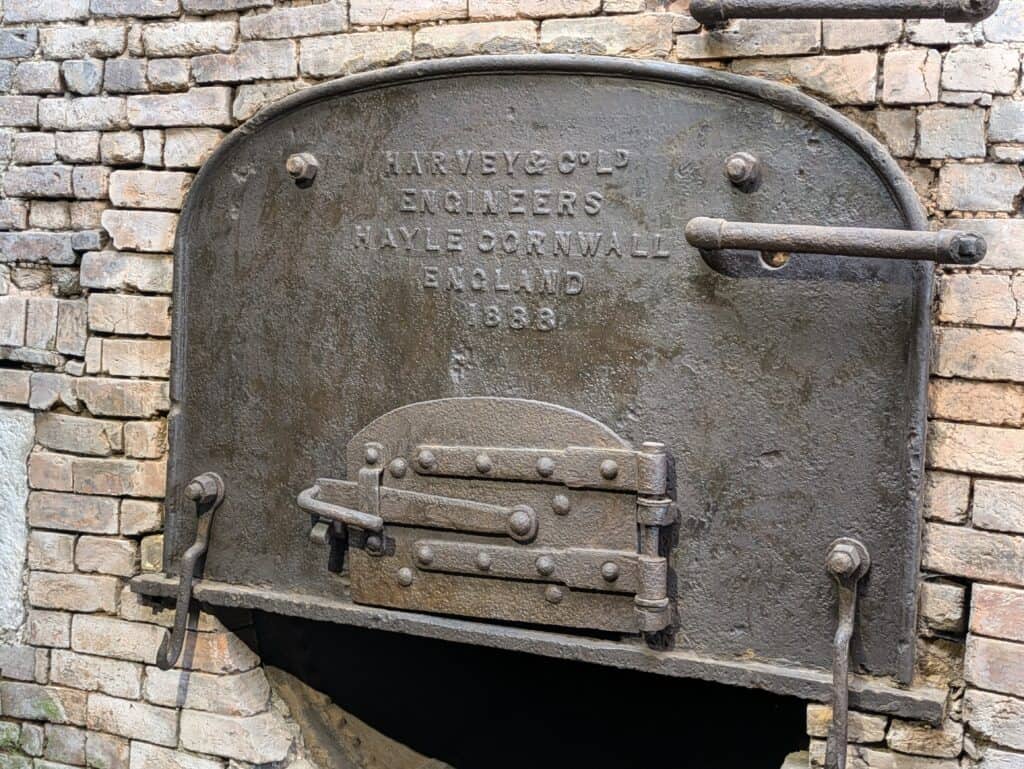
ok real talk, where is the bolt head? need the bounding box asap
[397,567,414,587]
[601,561,620,582]
[508,508,534,538]
[544,586,564,604]
[416,544,434,566]
[827,544,862,578]
[365,534,383,553]
[535,555,555,576]
[724,151,761,191]
[600,459,619,480]
[475,453,493,474]
[476,551,492,571]
[365,446,381,465]
[552,494,571,515]
[389,458,407,478]
[286,152,318,184]
[536,456,555,478]
[417,449,436,471]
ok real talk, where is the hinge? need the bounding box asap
[634,442,676,634]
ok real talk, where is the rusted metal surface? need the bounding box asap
[148,55,935,699]
[690,0,1000,25]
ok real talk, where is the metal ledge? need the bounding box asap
[132,574,946,724]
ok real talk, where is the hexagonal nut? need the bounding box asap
[286,152,319,186]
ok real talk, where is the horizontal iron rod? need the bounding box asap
[685,217,987,265]
[689,0,1000,25]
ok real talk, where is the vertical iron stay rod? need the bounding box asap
[690,0,1000,26]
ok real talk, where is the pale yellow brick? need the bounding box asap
[120,499,162,535]
[108,170,192,210]
[123,421,166,459]
[971,584,1024,643]
[88,293,171,336]
[924,522,1024,586]
[72,457,166,497]
[928,379,1024,427]
[140,534,162,571]
[28,452,74,492]
[923,471,971,524]
[541,13,673,57]
[928,420,1024,478]
[806,704,887,742]
[27,572,119,613]
[27,531,75,573]
[75,536,138,577]
[350,0,466,25]
[86,693,177,747]
[933,327,1024,382]
[35,412,123,457]
[94,338,172,378]
[938,273,1018,327]
[973,479,1024,535]
[28,491,119,534]
[966,635,1024,698]
[50,650,142,699]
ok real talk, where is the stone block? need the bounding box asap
[823,19,901,50]
[0,199,29,230]
[27,531,75,572]
[120,499,162,535]
[917,108,985,159]
[70,202,107,230]
[964,689,1024,751]
[469,0,598,18]
[87,694,177,747]
[0,96,38,126]
[299,31,412,78]
[71,615,163,664]
[141,21,235,56]
[77,377,170,418]
[966,635,1024,698]
[56,131,100,162]
[731,52,877,106]
[76,536,138,577]
[13,62,61,94]
[928,420,1024,479]
[40,26,127,59]
[350,0,466,25]
[139,534,162,571]
[28,572,119,613]
[974,480,1024,535]
[0,645,38,682]
[929,380,1024,427]
[92,0,181,17]
[50,649,142,699]
[937,164,1023,213]
[14,132,57,164]
[101,131,144,165]
[193,39,296,83]
[0,29,39,59]
[806,704,887,742]
[29,202,70,231]
[124,421,166,458]
[93,338,171,377]
[28,491,118,534]
[39,97,127,131]
[101,210,177,252]
[932,327,1024,381]
[127,88,233,127]
[143,667,270,716]
[63,59,104,95]
[971,584,1024,643]
[414,20,536,57]
[29,373,79,411]
[36,412,123,456]
[4,0,89,22]
[179,709,291,763]
[89,294,172,337]
[0,232,76,265]
[882,48,941,104]
[886,718,963,758]
[0,683,87,725]
[241,1,347,39]
[675,18,819,59]
[938,273,1018,327]
[0,296,26,345]
[143,130,162,167]
[56,300,87,356]
[105,59,147,94]
[3,165,73,199]
[923,523,1024,587]
[71,456,166,497]
[990,98,1024,142]
[85,732,129,769]
[25,297,58,350]
[232,80,303,122]
[28,452,73,492]
[919,581,965,635]
[540,13,673,57]
[72,165,111,200]
[26,610,71,648]
[147,58,189,92]
[942,46,1020,94]
[182,0,271,12]
[109,170,192,209]
[0,370,31,405]
[128,742,221,769]
[43,725,86,766]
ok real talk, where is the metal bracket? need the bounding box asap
[686,217,986,267]
[155,472,225,671]
[825,538,871,769]
[689,0,1000,26]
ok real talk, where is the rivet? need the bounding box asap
[535,555,556,577]
[601,561,620,582]
[552,494,571,515]
[600,459,619,480]
[507,508,534,539]
[536,456,555,478]
[397,567,414,587]
[364,446,381,465]
[544,585,564,604]
[724,151,761,192]
[388,458,407,478]
[285,152,319,187]
[475,453,493,474]
[365,534,383,553]
[476,551,492,571]
[416,544,434,566]
[417,449,436,471]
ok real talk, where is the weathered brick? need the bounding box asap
[105,59,148,94]
[989,97,1024,143]
[143,667,270,716]
[0,683,86,725]
[933,327,1024,381]
[540,13,673,57]
[57,300,87,356]
[36,413,123,457]
[71,615,163,664]
[923,522,1024,586]
[938,272,1018,328]
[63,59,104,96]
[882,48,941,104]
[87,694,177,746]
[929,420,1024,479]
[29,201,70,230]
[0,96,38,127]
[28,452,74,492]
[76,536,138,576]
[142,129,163,167]
[193,39,296,83]
[28,491,119,534]
[85,732,129,769]
[140,533,163,571]
[141,21,235,56]
[4,0,89,22]
[109,170,192,209]
[886,718,963,758]
[27,572,119,613]
[0,29,39,59]
[25,297,58,350]
[26,610,71,648]
[91,338,171,377]
[929,380,1024,427]
[50,650,142,699]
[823,19,901,50]
[0,645,40,683]
[942,46,1020,94]
[232,80,303,122]
[0,370,32,405]
[966,635,1024,697]
[675,18,820,59]
[0,296,26,345]
[27,531,75,573]
[414,20,536,57]
[3,165,73,199]
[806,704,887,742]
[300,31,412,78]
[13,62,61,94]
[40,97,127,131]
[120,499,162,535]
[916,107,985,159]
[128,742,221,769]
[241,1,347,39]
[124,421,166,458]
[127,87,233,127]
[101,210,177,252]
[469,0,597,18]
[937,164,1023,213]
[13,133,56,164]
[56,131,100,162]
[351,0,465,25]
[40,26,127,59]
[974,479,1024,535]
[964,689,1024,751]
[71,456,166,497]
[100,131,143,165]
[731,52,878,106]
[919,580,966,635]
[147,58,189,92]
[0,199,30,230]
[179,709,291,763]
[182,0,271,12]
[77,377,169,418]
[92,0,181,17]
[72,165,111,200]
[88,294,172,337]
[971,584,1024,643]
[949,219,1024,271]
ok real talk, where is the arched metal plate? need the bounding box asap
[149,56,931,694]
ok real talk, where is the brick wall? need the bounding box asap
[0,1,1021,768]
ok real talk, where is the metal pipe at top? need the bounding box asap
[685,217,987,265]
[689,0,1000,26]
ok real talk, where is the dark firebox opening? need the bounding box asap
[255,613,808,769]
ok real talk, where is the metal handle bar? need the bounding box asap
[297,484,384,532]
[685,217,986,265]
[690,0,1000,26]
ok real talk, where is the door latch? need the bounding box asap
[156,472,224,670]
[824,538,871,769]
